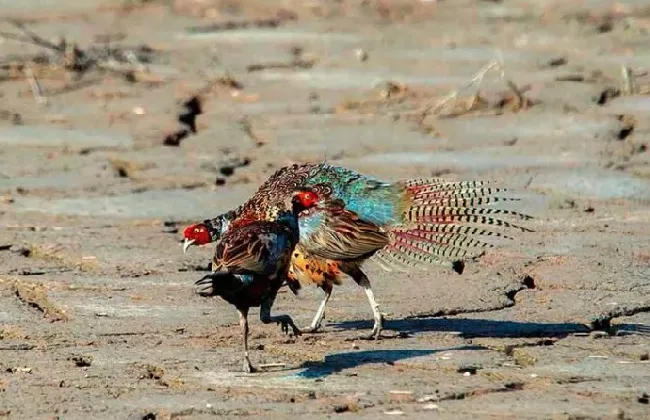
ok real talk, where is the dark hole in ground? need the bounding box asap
[452,260,464,274]
[618,127,634,140]
[522,275,536,289]
[163,128,190,147]
[595,87,620,105]
[179,96,202,134]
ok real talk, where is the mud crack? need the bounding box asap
[590,304,650,332]
[3,277,69,322]
[435,382,525,402]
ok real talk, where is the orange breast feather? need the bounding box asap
[287,248,343,287]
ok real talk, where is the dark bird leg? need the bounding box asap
[302,282,332,333]
[260,293,302,337]
[237,307,256,373]
[349,267,384,340]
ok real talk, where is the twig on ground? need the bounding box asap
[416,58,503,122]
[621,65,637,95]
[0,21,167,92]
[24,65,47,105]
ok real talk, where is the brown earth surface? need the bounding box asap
[1,0,650,419]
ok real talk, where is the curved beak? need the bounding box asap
[182,238,196,254]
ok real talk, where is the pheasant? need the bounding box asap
[194,194,308,373]
[184,162,532,339]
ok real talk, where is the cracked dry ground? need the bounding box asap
[1,0,650,419]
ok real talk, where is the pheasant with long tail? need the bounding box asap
[184,163,532,339]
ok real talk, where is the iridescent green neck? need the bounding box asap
[275,209,299,231]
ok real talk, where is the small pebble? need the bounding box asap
[355,49,368,62]
[351,342,359,350]
[384,410,403,415]
[422,403,439,410]
[590,331,608,339]
[333,404,349,413]
[132,106,146,115]
[417,395,435,403]
[463,371,471,377]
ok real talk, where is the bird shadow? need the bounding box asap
[331,317,589,338]
[294,346,482,379]
[288,318,649,380]
[330,316,649,338]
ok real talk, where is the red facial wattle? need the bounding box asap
[183,224,211,245]
[296,191,318,209]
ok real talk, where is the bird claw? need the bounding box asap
[277,320,302,336]
[194,273,214,286]
[301,325,323,334]
[357,331,382,341]
[195,283,215,296]
[358,314,384,340]
[243,361,257,374]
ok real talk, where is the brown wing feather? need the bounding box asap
[301,199,390,261]
[213,221,293,275]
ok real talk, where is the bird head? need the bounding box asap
[182,223,212,253]
[182,212,236,253]
[291,189,319,213]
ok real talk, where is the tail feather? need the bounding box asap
[410,186,504,198]
[375,177,533,273]
[392,233,474,260]
[401,177,449,188]
[417,214,533,232]
[403,178,490,191]
[410,195,520,208]
[406,205,533,223]
[374,244,454,271]
[399,224,514,240]
[371,249,410,273]
[392,229,495,250]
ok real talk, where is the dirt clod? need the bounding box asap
[69,354,93,367]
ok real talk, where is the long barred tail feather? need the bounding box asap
[416,214,533,232]
[374,177,533,273]
[372,249,411,273]
[392,229,495,250]
[401,178,490,190]
[405,205,533,222]
[398,224,515,240]
[372,246,454,272]
[410,195,520,207]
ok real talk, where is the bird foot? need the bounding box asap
[242,360,257,374]
[278,320,302,336]
[194,273,218,296]
[357,314,385,341]
[301,325,324,334]
[195,284,215,297]
[357,330,382,341]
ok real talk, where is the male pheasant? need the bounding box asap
[184,162,532,339]
[194,194,308,373]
